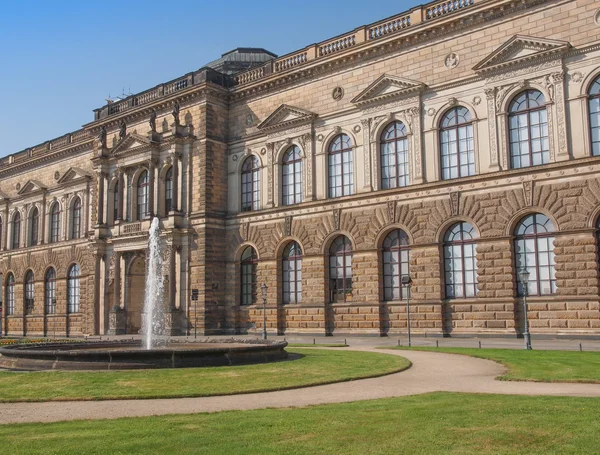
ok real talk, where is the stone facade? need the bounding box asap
[2,0,600,338]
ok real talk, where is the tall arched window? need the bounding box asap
[50,202,60,243]
[240,246,257,305]
[329,236,353,303]
[113,181,120,223]
[382,229,410,301]
[328,134,354,198]
[381,122,409,189]
[45,268,56,315]
[282,146,303,206]
[29,207,39,247]
[67,264,81,313]
[137,170,149,220]
[514,213,556,296]
[440,107,475,180]
[71,198,81,239]
[6,273,14,316]
[164,167,173,214]
[241,156,260,212]
[282,242,302,304]
[596,216,600,279]
[12,212,21,249]
[444,222,478,299]
[509,89,549,169]
[589,75,600,157]
[24,271,34,315]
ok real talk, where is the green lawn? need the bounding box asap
[287,343,348,348]
[2,393,599,454]
[386,346,600,383]
[0,348,409,403]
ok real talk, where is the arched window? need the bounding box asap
[240,246,257,305]
[328,134,354,198]
[12,212,21,249]
[24,271,34,315]
[67,264,81,313]
[381,122,409,189]
[282,242,302,304]
[329,236,353,303]
[440,107,475,180]
[71,198,81,239]
[164,167,173,214]
[0,216,3,250]
[50,202,60,243]
[241,156,260,212]
[589,75,600,157]
[382,229,410,301]
[113,181,120,222]
[6,273,14,316]
[597,216,600,278]
[443,222,478,299]
[509,89,549,169]
[137,170,149,220]
[282,146,303,206]
[514,214,556,296]
[45,268,56,315]
[29,207,39,247]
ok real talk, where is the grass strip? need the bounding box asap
[0,348,409,403]
[2,393,599,454]
[286,343,348,348]
[384,346,600,383]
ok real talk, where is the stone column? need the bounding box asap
[113,252,121,311]
[96,253,107,335]
[102,173,109,227]
[116,171,124,222]
[124,170,132,222]
[266,143,274,208]
[96,172,105,226]
[170,152,180,213]
[409,107,424,184]
[119,253,127,310]
[484,88,501,172]
[1,205,8,250]
[361,119,373,191]
[175,245,182,309]
[151,161,158,217]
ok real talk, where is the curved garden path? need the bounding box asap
[1,347,599,425]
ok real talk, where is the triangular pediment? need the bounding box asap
[111,133,156,155]
[257,105,316,132]
[17,180,46,195]
[57,167,92,184]
[473,35,571,73]
[352,74,426,106]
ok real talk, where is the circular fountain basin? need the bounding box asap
[0,339,288,370]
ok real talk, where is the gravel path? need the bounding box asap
[1,348,599,425]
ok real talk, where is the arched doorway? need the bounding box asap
[126,255,146,334]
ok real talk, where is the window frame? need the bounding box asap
[137,170,149,221]
[329,236,353,303]
[12,212,21,250]
[508,89,550,169]
[6,273,15,316]
[443,222,479,299]
[439,107,475,180]
[282,146,303,206]
[71,197,82,240]
[50,203,60,243]
[513,213,557,297]
[241,156,260,212]
[29,207,39,247]
[67,264,81,313]
[164,166,173,215]
[382,229,411,301]
[24,270,34,315]
[282,241,302,304]
[240,246,258,305]
[589,75,600,157]
[328,134,354,198]
[45,268,56,315]
[380,122,410,190]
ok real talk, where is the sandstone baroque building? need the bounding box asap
[2,0,600,338]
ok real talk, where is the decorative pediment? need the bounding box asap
[352,74,426,106]
[257,105,316,132]
[17,180,46,195]
[473,35,571,73]
[57,167,92,184]
[110,133,157,155]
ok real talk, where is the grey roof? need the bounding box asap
[205,48,277,75]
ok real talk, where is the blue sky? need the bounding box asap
[0,0,416,155]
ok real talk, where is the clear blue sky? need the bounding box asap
[0,0,416,156]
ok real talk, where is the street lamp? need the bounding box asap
[518,268,532,350]
[261,283,268,340]
[401,275,412,347]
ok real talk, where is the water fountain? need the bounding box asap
[0,219,287,370]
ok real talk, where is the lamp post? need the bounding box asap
[401,275,412,347]
[518,268,532,350]
[261,283,268,340]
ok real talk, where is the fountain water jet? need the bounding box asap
[143,217,165,350]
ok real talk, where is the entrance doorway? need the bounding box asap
[126,255,146,334]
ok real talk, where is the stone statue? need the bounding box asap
[98,126,107,148]
[149,110,157,132]
[119,120,127,140]
[172,103,180,127]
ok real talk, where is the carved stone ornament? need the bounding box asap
[387,200,396,223]
[473,96,482,106]
[353,125,361,133]
[317,134,324,142]
[523,181,534,206]
[427,108,436,117]
[243,222,250,241]
[450,192,459,216]
[332,86,344,101]
[334,126,342,135]
[232,155,238,162]
[595,9,600,26]
[570,71,583,83]
[284,216,292,237]
[15,183,20,191]
[444,52,460,69]
[246,113,254,126]
[54,171,60,181]
[333,208,341,231]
